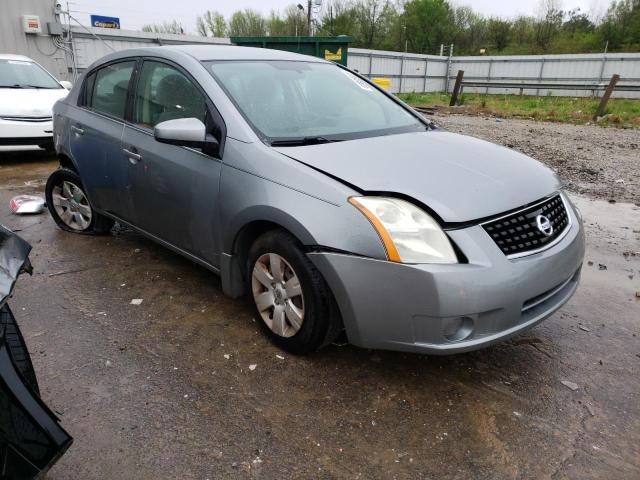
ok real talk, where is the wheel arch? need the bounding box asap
[222,216,346,348]
[220,208,317,299]
[57,153,79,173]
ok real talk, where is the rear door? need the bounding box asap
[121,59,225,266]
[69,59,137,222]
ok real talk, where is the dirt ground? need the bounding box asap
[433,113,640,205]
[0,115,638,480]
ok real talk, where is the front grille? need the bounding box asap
[482,194,570,257]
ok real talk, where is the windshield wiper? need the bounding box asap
[270,136,342,147]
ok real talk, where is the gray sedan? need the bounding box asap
[48,45,584,354]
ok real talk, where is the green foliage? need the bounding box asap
[403,0,453,53]
[487,18,511,51]
[598,0,640,51]
[266,6,309,36]
[399,92,640,128]
[184,0,640,55]
[228,9,267,37]
[451,6,487,54]
[197,10,227,37]
[317,1,360,37]
[141,20,183,34]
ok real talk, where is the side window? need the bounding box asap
[133,61,206,128]
[89,61,135,119]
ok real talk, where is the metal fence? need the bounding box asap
[54,30,640,99]
[348,48,640,99]
[66,25,229,73]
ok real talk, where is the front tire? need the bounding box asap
[247,230,341,354]
[45,168,114,234]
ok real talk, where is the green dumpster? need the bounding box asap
[230,36,353,66]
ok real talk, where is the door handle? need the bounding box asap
[71,125,84,135]
[122,148,142,164]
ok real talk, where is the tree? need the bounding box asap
[190,0,639,55]
[353,0,397,48]
[452,6,487,54]
[318,1,360,37]
[597,0,640,50]
[403,0,454,54]
[487,18,511,51]
[228,9,267,37]
[271,4,309,36]
[142,20,184,34]
[266,10,288,36]
[511,16,536,47]
[534,0,563,51]
[562,8,594,33]
[284,4,310,36]
[197,10,227,37]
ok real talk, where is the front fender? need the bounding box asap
[217,141,389,297]
[219,140,387,259]
[222,204,316,255]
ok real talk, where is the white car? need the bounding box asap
[0,54,71,151]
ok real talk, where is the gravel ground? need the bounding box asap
[432,113,640,205]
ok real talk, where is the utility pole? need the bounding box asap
[296,3,304,36]
[403,25,407,52]
[444,44,454,93]
[307,0,312,36]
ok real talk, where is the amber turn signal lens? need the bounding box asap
[348,197,402,262]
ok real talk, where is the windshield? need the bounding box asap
[0,59,61,89]
[206,60,426,143]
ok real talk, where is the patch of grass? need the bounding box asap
[398,92,640,128]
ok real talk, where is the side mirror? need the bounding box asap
[59,80,72,90]
[154,118,220,156]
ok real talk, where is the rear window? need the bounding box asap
[133,60,206,128]
[86,61,135,119]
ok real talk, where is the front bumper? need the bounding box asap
[0,118,53,146]
[310,200,585,354]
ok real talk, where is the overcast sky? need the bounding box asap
[67,0,612,34]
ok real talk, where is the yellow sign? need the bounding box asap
[324,47,342,61]
[371,77,391,91]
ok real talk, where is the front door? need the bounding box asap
[122,59,223,266]
[69,60,136,222]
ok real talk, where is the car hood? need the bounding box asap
[0,88,68,117]
[274,131,561,223]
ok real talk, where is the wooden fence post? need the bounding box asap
[449,70,465,106]
[593,74,620,120]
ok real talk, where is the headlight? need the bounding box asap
[349,196,458,264]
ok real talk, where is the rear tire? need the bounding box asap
[247,229,342,354]
[45,168,114,235]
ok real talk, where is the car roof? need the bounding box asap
[105,45,330,63]
[0,53,34,62]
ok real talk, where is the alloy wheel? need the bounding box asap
[251,252,305,338]
[51,181,92,231]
